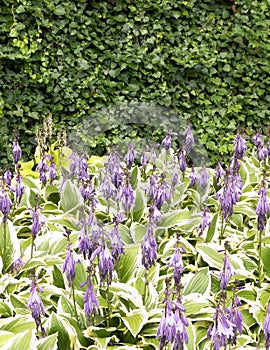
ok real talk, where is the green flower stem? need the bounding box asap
[258,229,263,287]
[72,284,79,322]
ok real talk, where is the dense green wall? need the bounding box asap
[0,0,270,165]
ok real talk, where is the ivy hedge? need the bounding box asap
[0,0,270,165]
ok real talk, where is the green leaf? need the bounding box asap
[132,188,146,222]
[197,244,224,269]
[48,313,71,350]
[37,332,58,350]
[60,180,84,214]
[122,309,148,337]
[1,316,36,334]
[130,222,146,243]
[206,212,219,242]
[117,245,140,282]
[8,330,34,350]
[183,267,211,296]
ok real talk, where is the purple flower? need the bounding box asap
[171,167,179,192]
[69,153,80,177]
[107,152,124,189]
[145,173,158,199]
[0,187,12,222]
[157,297,188,350]
[207,306,235,350]
[141,224,157,270]
[178,148,186,173]
[256,184,270,231]
[80,182,98,207]
[161,134,172,150]
[3,169,12,187]
[198,207,212,236]
[264,302,270,350]
[197,166,209,189]
[78,220,91,259]
[119,182,135,213]
[99,245,114,285]
[233,134,247,160]
[185,124,194,154]
[252,133,263,148]
[216,161,225,184]
[216,168,242,220]
[154,179,170,210]
[227,296,243,345]
[100,174,117,201]
[110,215,124,262]
[140,151,149,168]
[83,281,99,318]
[36,155,49,186]
[124,144,138,169]
[189,167,197,186]
[48,158,57,182]
[168,246,184,286]
[219,253,235,290]
[11,257,24,274]
[30,206,45,238]
[149,205,162,223]
[80,154,90,181]
[157,299,176,348]
[11,172,25,204]
[258,146,269,161]
[63,244,76,287]
[12,138,22,164]
[26,280,45,331]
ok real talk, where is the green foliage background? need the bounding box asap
[1,0,270,164]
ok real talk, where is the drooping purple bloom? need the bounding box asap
[12,172,25,204]
[168,246,184,286]
[30,206,46,238]
[216,161,225,184]
[80,153,90,181]
[99,245,114,285]
[100,174,117,201]
[110,214,125,262]
[157,299,176,348]
[227,295,243,345]
[80,182,98,207]
[161,134,172,150]
[48,158,57,182]
[63,244,76,287]
[36,155,49,186]
[173,303,189,349]
[189,167,197,186]
[149,205,162,223]
[252,133,263,148]
[258,146,269,161]
[197,166,209,190]
[140,151,149,168]
[69,152,80,177]
[198,207,212,236]
[11,257,25,274]
[256,184,270,231]
[145,173,158,199]
[119,182,135,213]
[216,167,242,220]
[171,167,179,191]
[264,302,270,350]
[124,144,138,169]
[233,134,247,160]
[12,138,22,164]
[26,280,45,331]
[154,179,170,210]
[106,152,124,189]
[141,223,157,270]
[207,306,235,350]
[3,169,12,187]
[0,187,12,222]
[78,219,91,259]
[157,297,188,350]
[219,253,235,290]
[185,124,194,154]
[83,281,99,318]
[178,148,186,173]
